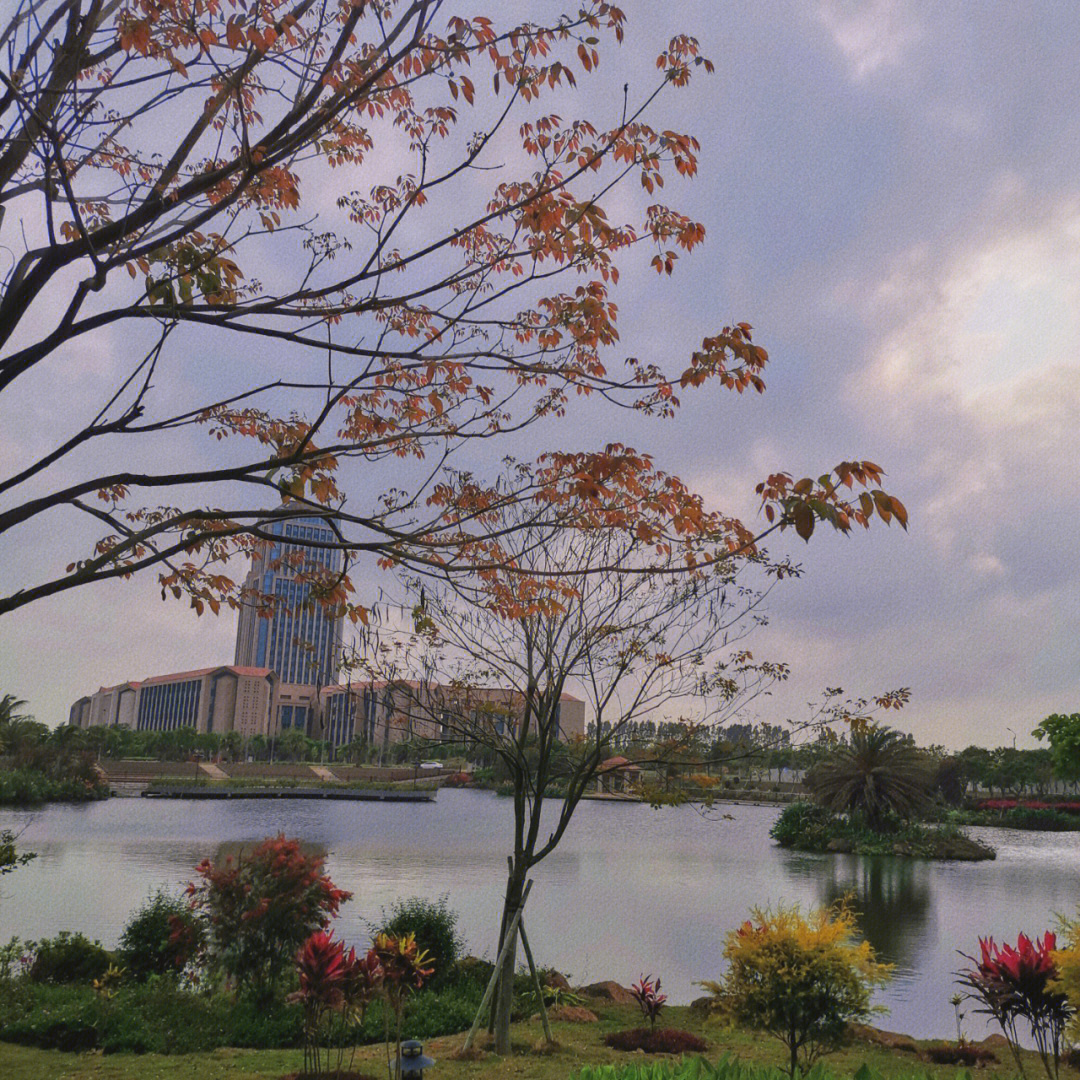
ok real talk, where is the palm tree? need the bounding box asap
[0,694,30,726]
[805,725,935,831]
[0,694,33,756]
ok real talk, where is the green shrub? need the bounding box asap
[769,802,834,850]
[571,1055,838,1080]
[0,979,297,1054]
[27,932,113,984]
[0,963,483,1053]
[119,889,203,981]
[0,768,108,806]
[570,1056,933,1080]
[0,937,31,982]
[378,895,463,990]
[387,975,482,1040]
[998,807,1080,831]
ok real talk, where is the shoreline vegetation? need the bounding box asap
[3,762,1078,837]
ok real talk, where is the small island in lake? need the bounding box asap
[769,726,996,861]
[771,800,995,860]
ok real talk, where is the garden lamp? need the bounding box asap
[397,1039,435,1078]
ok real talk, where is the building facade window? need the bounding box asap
[136,679,201,732]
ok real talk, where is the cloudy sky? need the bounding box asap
[3,1,1078,749]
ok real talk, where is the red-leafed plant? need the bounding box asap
[186,835,352,1003]
[630,974,667,1030]
[290,931,383,1078]
[977,800,1080,814]
[957,933,1073,1080]
[291,931,346,1078]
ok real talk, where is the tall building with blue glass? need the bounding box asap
[233,518,344,688]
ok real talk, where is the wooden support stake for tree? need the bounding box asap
[519,915,554,1045]
[462,878,533,1052]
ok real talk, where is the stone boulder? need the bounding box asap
[826,837,854,853]
[848,1023,919,1054]
[580,980,637,1005]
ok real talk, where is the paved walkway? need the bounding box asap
[198,762,229,780]
[309,765,339,781]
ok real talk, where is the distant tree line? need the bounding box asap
[586,714,1080,801]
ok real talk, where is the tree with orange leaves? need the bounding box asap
[348,458,822,1051]
[0,1,903,623]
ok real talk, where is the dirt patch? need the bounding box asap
[281,1072,380,1080]
[549,1005,598,1023]
[446,1046,489,1062]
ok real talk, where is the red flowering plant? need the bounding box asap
[631,974,668,1030]
[185,835,351,1003]
[370,931,434,1080]
[957,932,1073,1080]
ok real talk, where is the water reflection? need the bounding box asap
[1,793,1077,1042]
[815,855,934,975]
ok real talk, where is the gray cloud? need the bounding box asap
[4,2,1079,749]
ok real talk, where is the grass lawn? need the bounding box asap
[0,1002,1066,1080]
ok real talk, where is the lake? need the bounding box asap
[1,789,1077,1041]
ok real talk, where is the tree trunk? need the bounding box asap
[493,865,527,1054]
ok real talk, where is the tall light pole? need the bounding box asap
[1007,727,1017,750]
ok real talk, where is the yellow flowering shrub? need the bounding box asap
[1052,915,1080,1042]
[703,901,892,1076]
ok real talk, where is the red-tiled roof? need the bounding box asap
[139,664,273,686]
[600,756,641,771]
[139,667,219,686]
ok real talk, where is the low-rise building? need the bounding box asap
[314,680,585,755]
[69,667,587,755]
[69,666,277,737]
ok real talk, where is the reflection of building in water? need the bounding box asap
[210,838,328,867]
[816,855,934,971]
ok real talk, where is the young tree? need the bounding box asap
[276,726,310,761]
[0,1,903,623]
[1033,713,1080,785]
[357,478,797,1053]
[186,833,351,1002]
